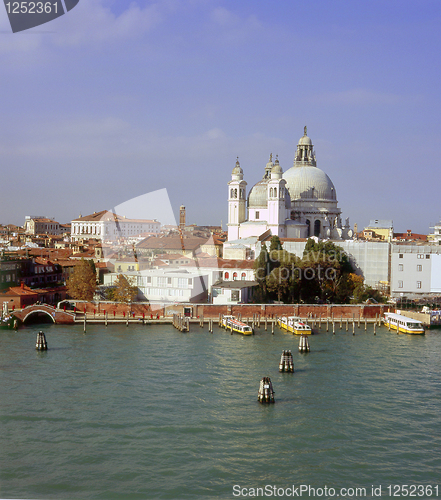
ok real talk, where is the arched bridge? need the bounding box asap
[13,304,75,325]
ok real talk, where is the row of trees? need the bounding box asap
[66,259,137,303]
[253,236,385,304]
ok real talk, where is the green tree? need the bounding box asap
[253,242,270,302]
[67,258,97,301]
[112,274,138,304]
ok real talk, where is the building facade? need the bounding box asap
[71,211,161,241]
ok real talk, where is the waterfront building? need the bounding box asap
[71,211,161,242]
[390,243,441,297]
[227,127,353,244]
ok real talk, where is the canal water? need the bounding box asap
[1,322,440,499]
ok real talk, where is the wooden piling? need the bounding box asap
[365,318,367,331]
[279,350,294,372]
[346,318,348,331]
[374,323,376,335]
[340,316,342,329]
[83,313,87,333]
[258,377,275,403]
[35,331,47,351]
[265,317,268,331]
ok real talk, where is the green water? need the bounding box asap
[0,323,440,499]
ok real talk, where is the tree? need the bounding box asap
[111,274,138,304]
[253,242,270,302]
[67,258,97,301]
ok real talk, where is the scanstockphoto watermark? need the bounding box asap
[255,265,338,282]
[232,484,370,497]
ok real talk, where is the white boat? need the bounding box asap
[278,316,312,335]
[383,312,425,335]
[221,315,253,335]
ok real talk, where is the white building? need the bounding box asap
[227,128,352,243]
[71,210,161,242]
[391,244,441,297]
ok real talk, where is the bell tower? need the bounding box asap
[227,158,247,241]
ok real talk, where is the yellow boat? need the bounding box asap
[383,312,425,335]
[221,315,253,335]
[278,316,313,335]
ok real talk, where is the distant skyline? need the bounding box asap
[1,0,440,234]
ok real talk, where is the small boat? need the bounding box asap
[221,315,253,335]
[383,312,425,335]
[278,316,313,335]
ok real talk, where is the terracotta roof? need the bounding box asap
[137,236,207,251]
[72,211,159,224]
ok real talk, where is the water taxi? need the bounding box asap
[278,316,313,335]
[383,312,425,335]
[221,315,253,335]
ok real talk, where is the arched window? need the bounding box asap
[314,220,321,237]
[233,272,238,280]
[270,188,273,197]
[274,188,277,198]
[241,273,246,280]
[224,272,229,280]
[306,219,311,237]
[234,188,238,198]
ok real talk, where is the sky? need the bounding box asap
[0,0,440,234]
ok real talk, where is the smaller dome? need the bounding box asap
[271,157,283,179]
[232,158,243,175]
[248,180,268,208]
[298,135,312,146]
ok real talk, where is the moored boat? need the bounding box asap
[278,316,313,335]
[221,315,253,335]
[383,312,425,335]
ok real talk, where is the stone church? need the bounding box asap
[227,127,352,242]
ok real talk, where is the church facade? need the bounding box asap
[227,128,352,242]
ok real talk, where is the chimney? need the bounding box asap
[21,281,25,289]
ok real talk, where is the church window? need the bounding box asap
[255,211,260,220]
[230,188,234,198]
[306,219,311,237]
[241,272,246,280]
[269,188,273,197]
[314,220,321,237]
[224,272,229,280]
[233,272,238,280]
[274,188,277,198]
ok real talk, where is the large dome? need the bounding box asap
[283,166,337,201]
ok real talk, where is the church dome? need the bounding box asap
[298,134,313,146]
[283,165,337,201]
[248,179,268,208]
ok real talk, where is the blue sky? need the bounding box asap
[0,0,440,234]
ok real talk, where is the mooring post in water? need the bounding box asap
[340,316,342,329]
[358,314,360,328]
[258,376,275,404]
[36,331,47,351]
[352,320,355,335]
[332,320,335,335]
[265,317,268,331]
[346,318,349,331]
[279,350,294,372]
[271,320,274,335]
[105,310,108,327]
[83,313,86,333]
[365,318,367,331]
[299,334,310,353]
[326,317,329,332]
[374,323,376,335]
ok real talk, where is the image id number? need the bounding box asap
[5,2,58,14]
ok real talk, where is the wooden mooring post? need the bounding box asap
[279,350,294,372]
[299,334,310,353]
[36,331,47,351]
[258,377,275,404]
